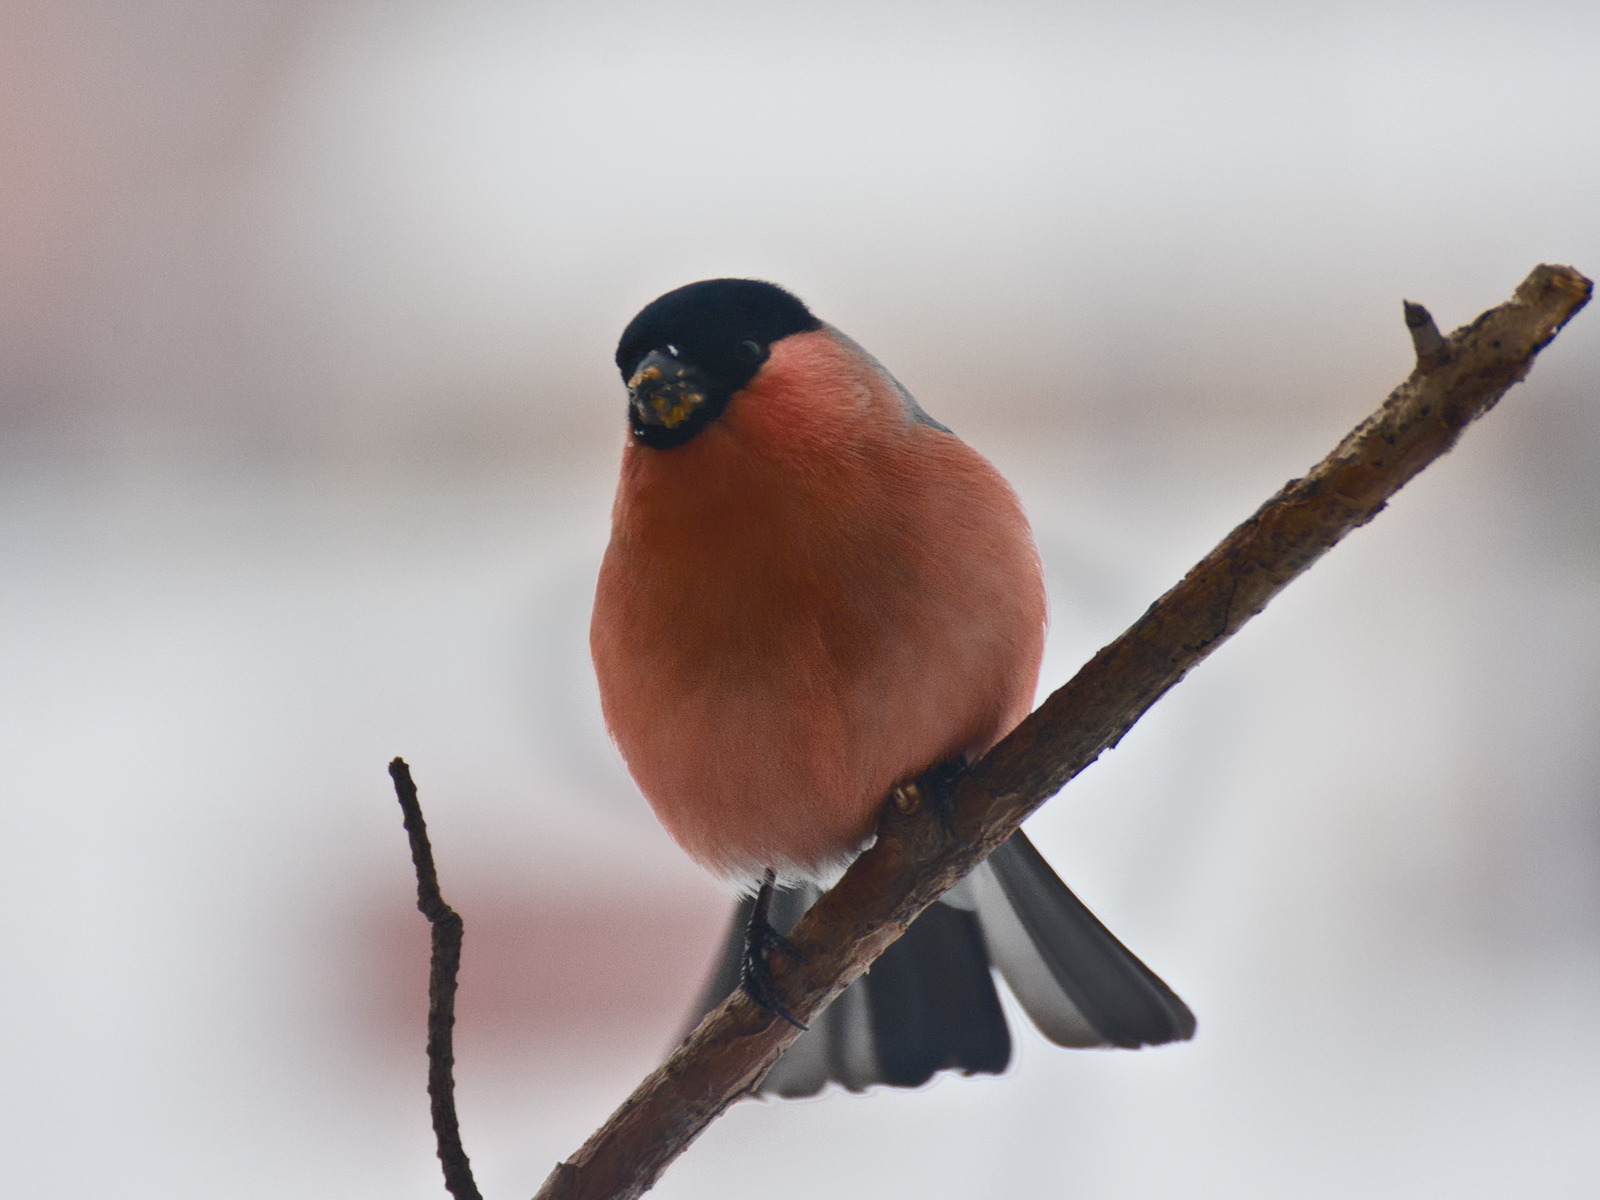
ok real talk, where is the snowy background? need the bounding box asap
[4,1,1600,1196]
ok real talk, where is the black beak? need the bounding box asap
[627,349,711,431]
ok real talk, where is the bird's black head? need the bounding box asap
[615,278,822,449]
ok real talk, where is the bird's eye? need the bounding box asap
[735,339,763,363]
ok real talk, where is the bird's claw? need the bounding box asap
[740,919,808,1030]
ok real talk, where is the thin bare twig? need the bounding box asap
[389,757,484,1200]
[530,264,1591,1200]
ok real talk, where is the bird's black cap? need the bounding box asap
[616,279,822,449]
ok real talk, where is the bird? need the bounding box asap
[590,278,1194,1096]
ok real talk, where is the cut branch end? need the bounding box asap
[1403,299,1446,367]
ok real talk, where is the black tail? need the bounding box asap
[686,830,1194,1097]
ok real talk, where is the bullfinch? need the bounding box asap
[591,278,1194,1096]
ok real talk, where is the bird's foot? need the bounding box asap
[741,921,808,1030]
[919,758,967,840]
[740,871,808,1030]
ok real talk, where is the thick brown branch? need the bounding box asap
[533,265,1591,1200]
[390,758,484,1200]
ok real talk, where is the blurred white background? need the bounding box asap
[3,1,1599,1196]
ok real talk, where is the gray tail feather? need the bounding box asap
[971,831,1196,1049]
[683,830,1192,1097]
